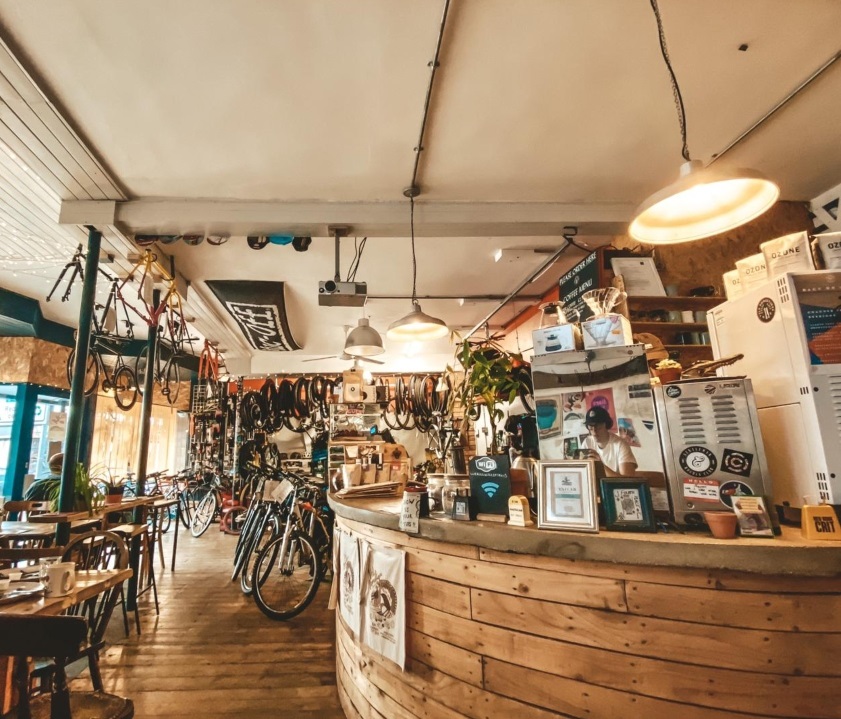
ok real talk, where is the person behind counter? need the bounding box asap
[580,408,637,477]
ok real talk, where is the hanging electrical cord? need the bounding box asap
[649,0,690,162]
[346,236,368,282]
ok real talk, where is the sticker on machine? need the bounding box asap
[682,478,721,503]
[679,446,717,477]
[718,480,754,507]
[721,448,754,477]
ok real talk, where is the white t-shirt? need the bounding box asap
[583,433,637,474]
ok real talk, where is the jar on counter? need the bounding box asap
[442,475,470,516]
[426,475,446,516]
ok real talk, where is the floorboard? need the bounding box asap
[71,524,345,719]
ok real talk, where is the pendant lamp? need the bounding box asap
[386,190,449,341]
[344,317,384,357]
[629,0,779,245]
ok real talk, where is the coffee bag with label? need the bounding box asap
[760,231,814,278]
[722,269,743,300]
[735,253,768,291]
[815,232,841,269]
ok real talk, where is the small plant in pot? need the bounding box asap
[99,469,127,505]
[653,358,682,384]
[47,463,105,515]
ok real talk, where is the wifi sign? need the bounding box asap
[481,482,500,498]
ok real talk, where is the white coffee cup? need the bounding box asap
[44,562,76,597]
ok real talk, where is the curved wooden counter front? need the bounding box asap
[331,497,841,719]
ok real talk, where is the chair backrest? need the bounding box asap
[3,500,52,521]
[62,530,129,571]
[0,614,87,719]
[0,545,63,567]
[61,531,129,648]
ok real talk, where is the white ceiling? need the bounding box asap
[0,0,839,372]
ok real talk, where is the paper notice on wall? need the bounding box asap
[362,543,406,670]
[338,531,362,637]
[48,412,67,442]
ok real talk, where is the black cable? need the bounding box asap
[649,0,691,162]
[347,236,368,282]
[410,196,417,303]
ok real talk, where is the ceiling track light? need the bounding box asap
[386,187,449,342]
[629,0,779,245]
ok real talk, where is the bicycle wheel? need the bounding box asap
[241,515,280,596]
[157,506,172,534]
[164,357,181,405]
[112,365,139,411]
[252,531,320,620]
[302,505,332,578]
[232,503,263,581]
[190,491,217,537]
[67,349,99,396]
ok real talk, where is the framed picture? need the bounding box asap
[731,495,774,537]
[599,478,656,533]
[537,461,599,533]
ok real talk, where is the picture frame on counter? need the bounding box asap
[599,478,656,533]
[537,460,599,533]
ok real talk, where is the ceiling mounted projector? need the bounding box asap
[318,280,368,307]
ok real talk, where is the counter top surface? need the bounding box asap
[329,494,841,576]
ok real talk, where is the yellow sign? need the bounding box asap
[801,505,841,541]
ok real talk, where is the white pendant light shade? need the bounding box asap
[630,160,780,245]
[386,301,449,342]
[344,318,385,356]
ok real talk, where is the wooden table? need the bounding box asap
[0,568,133,712]
[0,519,100,542]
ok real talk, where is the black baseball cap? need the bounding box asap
[584,407,612,427]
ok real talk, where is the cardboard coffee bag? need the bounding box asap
[735,253,768,291]
[814,232,841,270]
[722,269,743,300]
[760,231,814,278]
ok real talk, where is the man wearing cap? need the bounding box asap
[24,452,63,501]
[581,408,637,477]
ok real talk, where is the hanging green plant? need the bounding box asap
[450,335,531,456]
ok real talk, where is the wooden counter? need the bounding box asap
[330,495,841,719]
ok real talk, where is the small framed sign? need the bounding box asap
[599,478,656,533]
[537,461,599,533]
[732,495,774,537]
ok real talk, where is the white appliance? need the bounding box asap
[708,270,841,511]
[654,379,771,525]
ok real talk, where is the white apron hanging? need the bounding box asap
[362,542,406,670]
[338,530,362,637]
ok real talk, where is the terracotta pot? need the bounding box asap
[704,511,738,539]
[104,487,125,505]
[655,367,682,384]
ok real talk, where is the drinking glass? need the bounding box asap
[39,556,60,582]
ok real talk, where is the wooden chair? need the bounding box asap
[58,531,128,691]
[0,539,57,571]
[0,614,133,719]
[2,502,51,522]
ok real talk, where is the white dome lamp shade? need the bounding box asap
[630,160,780,245]
[630,1,779,246]
[344,317,385,357]
[385,188,449,342]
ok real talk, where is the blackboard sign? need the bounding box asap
[559,251,599,320]
[469,454,512,515]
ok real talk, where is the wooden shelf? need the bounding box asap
[626,295,724,311]
[633,321,709,333]
[663,344,714,363]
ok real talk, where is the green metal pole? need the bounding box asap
[57,227,101,546]
[126,289,159,612]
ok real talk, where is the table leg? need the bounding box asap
[126,533,141,611]
[171,503,180,571]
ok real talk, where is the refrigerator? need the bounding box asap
[707,270,841,512]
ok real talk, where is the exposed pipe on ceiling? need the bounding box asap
[407,0,453,195]
[709,48,841,164]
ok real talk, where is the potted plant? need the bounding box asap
[100,469,127,505]
[48,463,105,515]
[653,358,683,384]
[451,336,531,457]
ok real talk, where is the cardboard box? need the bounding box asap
[581,314,633,349]
[532,323,581,355]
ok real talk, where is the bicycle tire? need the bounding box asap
[67,349,99,396]
[232,502,264,581]
[241,514,280,595]
[251,531,320,621]
[221,504,246,535]
[164,357,181,405]
[190,491,217,537]
[112,365,139,411]
[156,506,172,534]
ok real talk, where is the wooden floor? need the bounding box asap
[73,525,345,719]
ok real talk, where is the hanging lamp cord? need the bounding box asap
[649,0,691,162]
[410,195,418,306]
